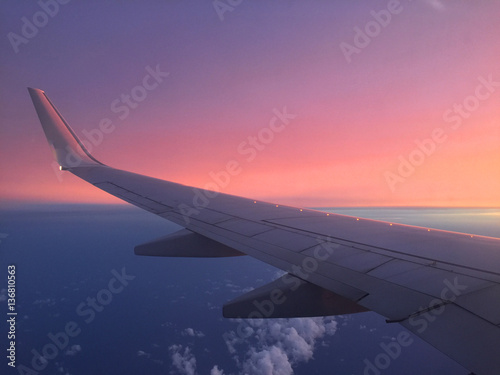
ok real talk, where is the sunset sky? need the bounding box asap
[1,0,499,207]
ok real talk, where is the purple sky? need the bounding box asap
[1,0,499,206]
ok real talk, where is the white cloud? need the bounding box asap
[210,365,225,375]
[137,350,151,358]
[182,328,205,338]
[221,316,338,374]
[169,345,197,375]
[243,346,293,375]
[223,330,241,354]
[55,361,71,375]
[65,344,81,356]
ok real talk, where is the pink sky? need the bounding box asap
[1,1,499,207]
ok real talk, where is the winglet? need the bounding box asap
[28,88,104,169]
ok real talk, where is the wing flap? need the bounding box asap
[401,304,500,375]
[134,229,245,257]
[455,284,500,325]
[223,273,369,319]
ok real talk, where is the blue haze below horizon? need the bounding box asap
[0,205,498,374]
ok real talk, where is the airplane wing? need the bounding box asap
[28,88,500,375]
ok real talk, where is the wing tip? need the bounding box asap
[27,87,45,96]
[29,87,105,169]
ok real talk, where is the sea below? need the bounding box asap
[0,205,498,375]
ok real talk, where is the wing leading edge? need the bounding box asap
[29,88,500,375]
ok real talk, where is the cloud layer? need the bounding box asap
[169,345,197,375]
[223,316,338,375]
